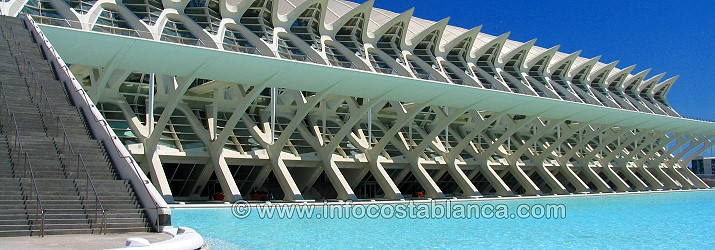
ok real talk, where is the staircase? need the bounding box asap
[0,16,149,236]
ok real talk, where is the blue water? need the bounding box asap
[172,191,715,249]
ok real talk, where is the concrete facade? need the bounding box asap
[2,0,714,202]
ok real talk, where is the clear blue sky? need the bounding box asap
[352,0,715,157]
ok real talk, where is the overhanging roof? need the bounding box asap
[38,24,715,137]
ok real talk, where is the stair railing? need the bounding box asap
[25,14,171,231]
[0,81,12,132]
[53,114,107,234]
[1,36,101,234]
[0,83,46,237]
[31,78,107,233]
[14,123,46,237]
[4,27,41,108]
[36,84,61,136]
[25,64,108,235]
[26,61,42,99]
[1,24,17,51]
[3,26,31,79]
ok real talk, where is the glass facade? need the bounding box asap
[692,159,704,174]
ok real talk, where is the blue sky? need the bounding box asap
[352,0,715,157]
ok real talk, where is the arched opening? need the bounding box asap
[240,0,274,43]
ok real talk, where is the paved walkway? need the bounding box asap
[0,232,172,249]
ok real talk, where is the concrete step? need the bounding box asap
[38,211,145,220]
[83,203,141,210]
[43,218,93,225]
[104,227,150,234]
[104,222,149,229]
[0,181,21,187]
[0,219,30,226]
[0,190,25,196]
[2,208,34,215]
[0,204,31,210]
[0,214,32,221]
[95,217,146,224]
[0,18,150,236]
[40,208,89,214]
[0,194,25,200]
[0,230,33,237]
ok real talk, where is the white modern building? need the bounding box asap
[1,0,714,202]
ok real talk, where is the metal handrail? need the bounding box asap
[91,24,141,37]
[223,43,262,55]
[46,97,108,234]
[36,84,60,135]
[490,82,512,92]
[0,83,46,237]
[375,67,398,75]
[25,15,71,27]
[56,116,107,233]
[12,120,46,237]
[449,78,464,85]
[2,24,104,234]
[1,24,48,236]
[25,14,167,230]
[27,79,106,233]
[21,151,45,237]
[0,82,12,126]
[275,50,319,64]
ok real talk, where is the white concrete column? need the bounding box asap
[478,161,514,197]
[509,118,563,164]
[559,165,591,193]
[676,139,715,167]
[320,156,358,200]
[559,126,612,164]
[665,166,695,189]
[91,69,130,102]
[636,133,680,166]
[445,159,480,197]
[609,132,661,191]
[537,123,590,161]
[410,160,446,198]
[448,112,511,196]
[650,166,681,189]
[294,122,358,201]
[210,154,243,201]
[267,152,305,201]
[141,149,174,203]
[366,160,404,200]
[572,129,633,192]
[366,101,436,198]
[669,137,707,164]
[404,106,477,198]
[141,74,200,202]
[619,166,649,191]
[679,167,710,189]
[534,164,569,194]
[579,166,613,193]
[508,164,543,196]
[599,164,631,192]
[265,86,342,201]
[635,166,665,190]
[479,116,541,195]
